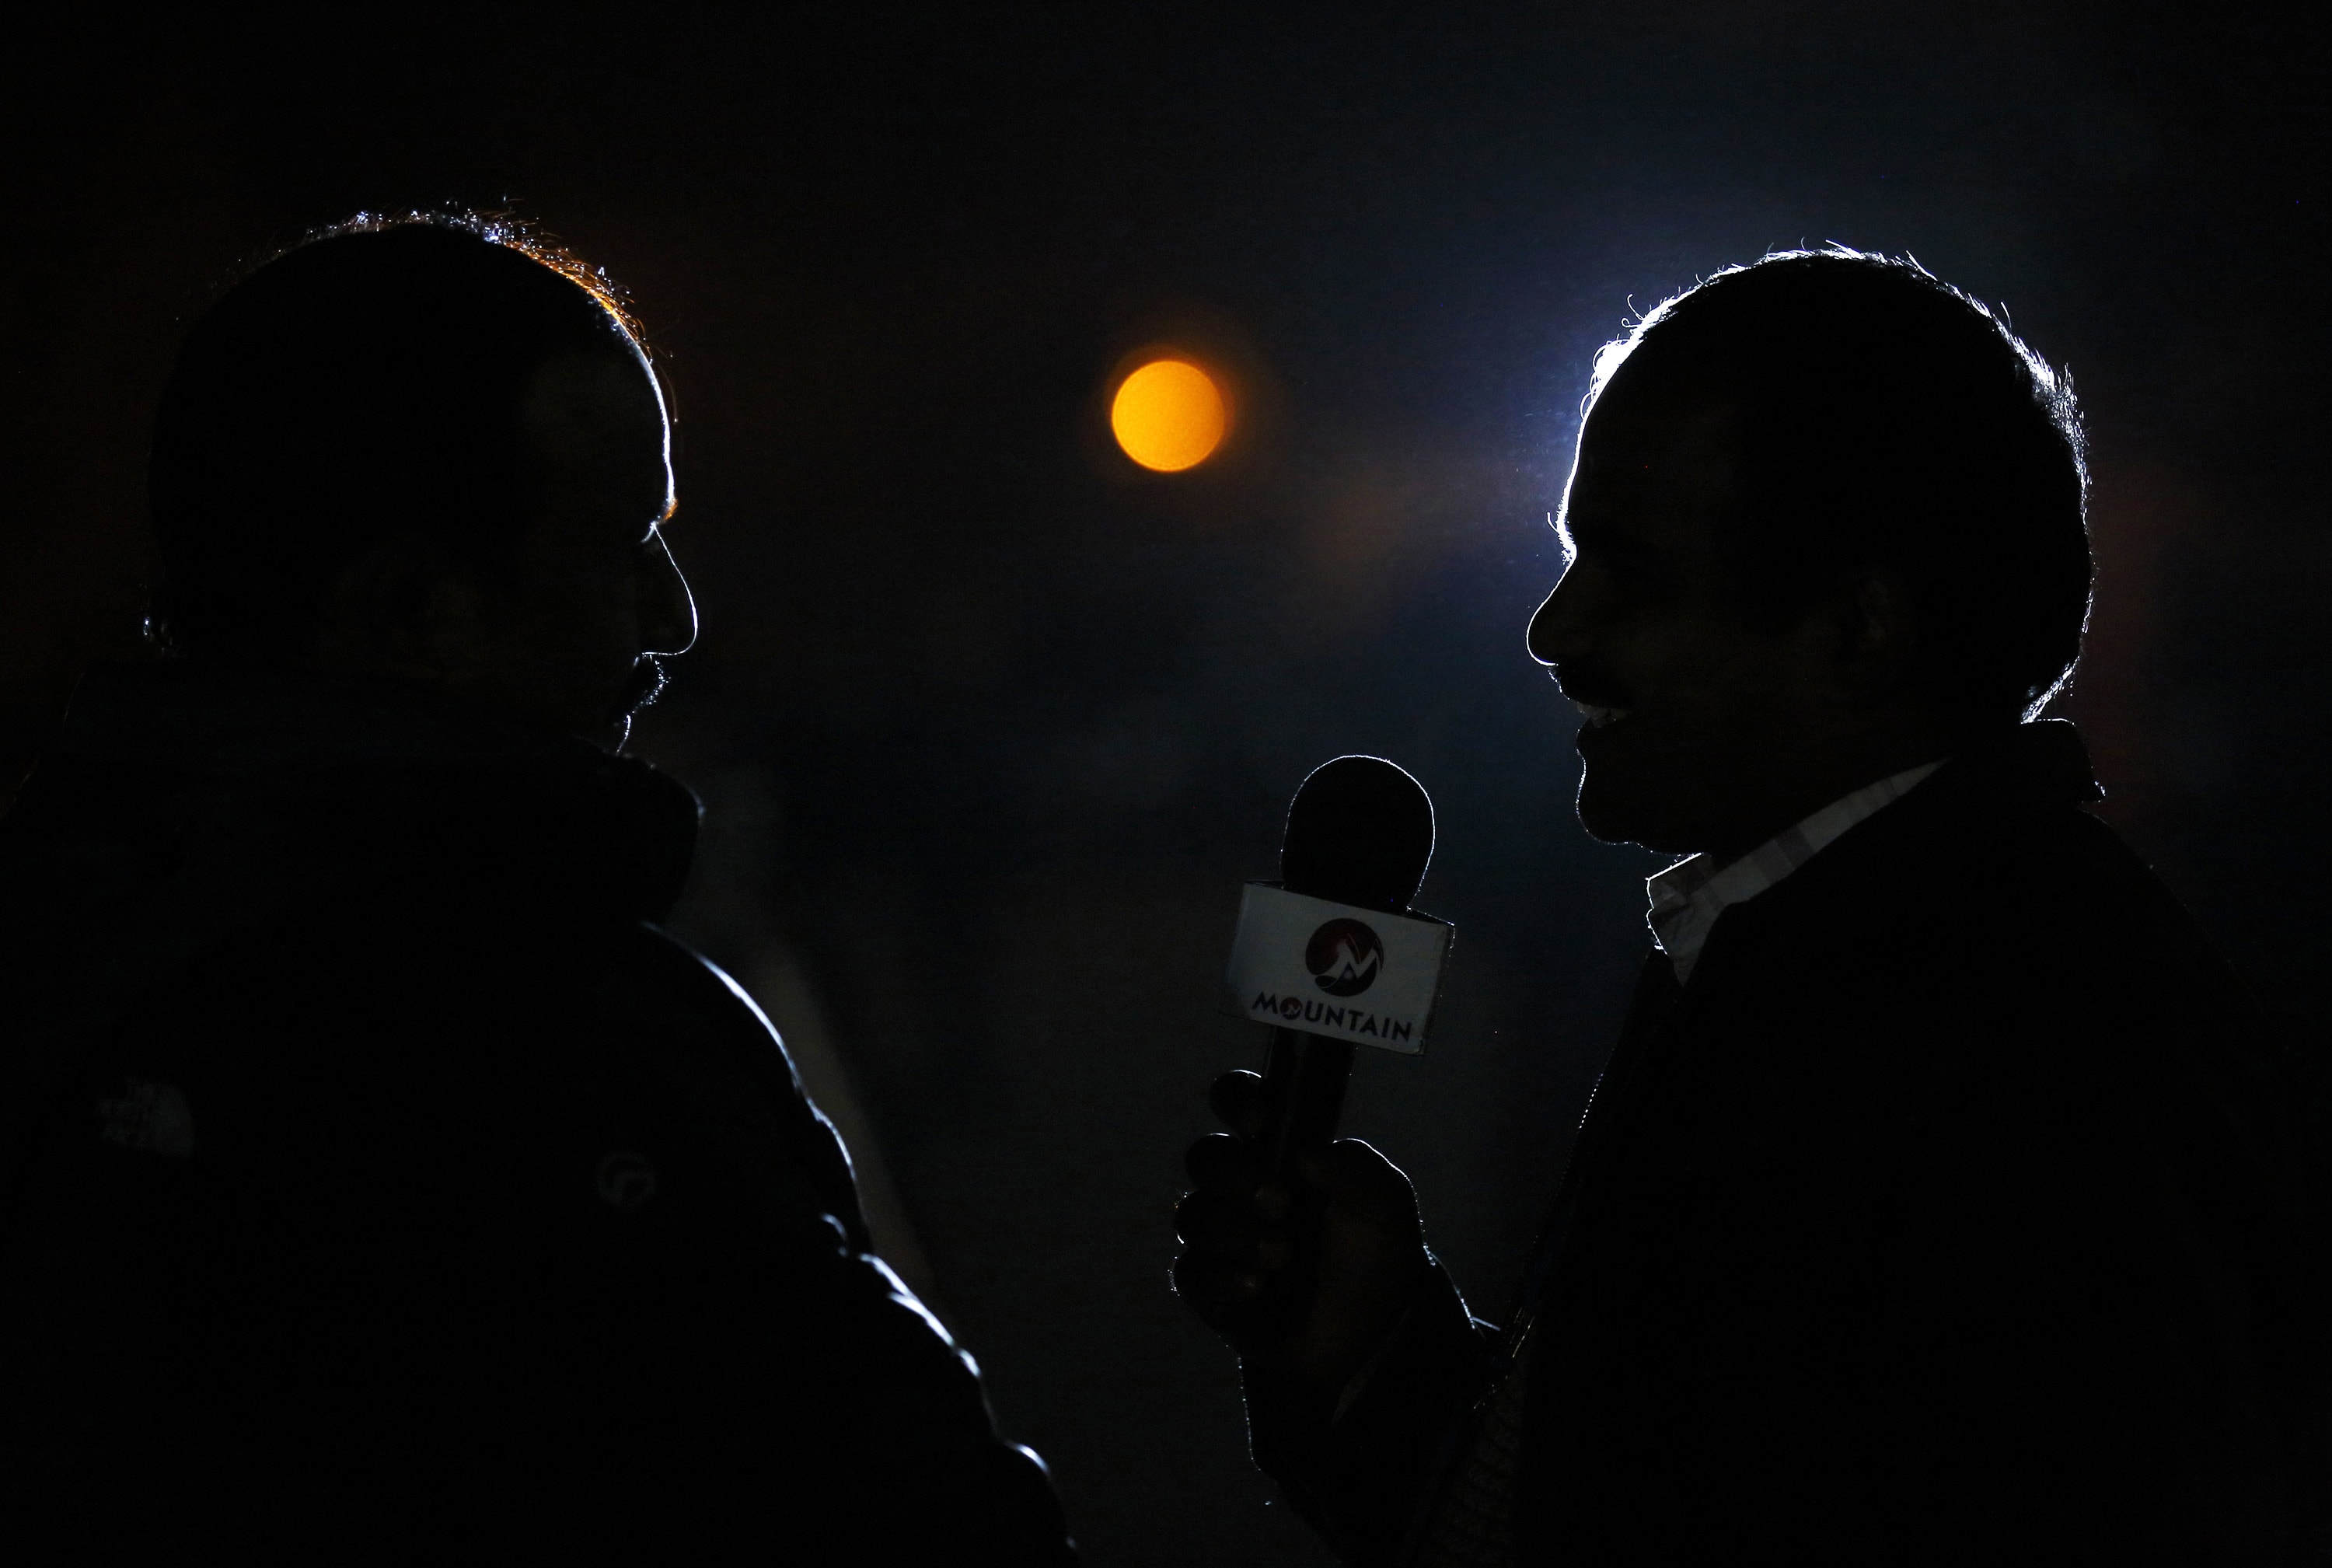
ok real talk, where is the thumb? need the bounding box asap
[1295,1138,1418,1224]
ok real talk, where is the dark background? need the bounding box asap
[3,5,2323,1559]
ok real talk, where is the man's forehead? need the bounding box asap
[1566,382,1741,534]
[522,344,665,447]
[519,341,673,522]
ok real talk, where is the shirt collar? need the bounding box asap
[1646,760,1946,983]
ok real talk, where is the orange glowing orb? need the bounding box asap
[1111,358,1227,472]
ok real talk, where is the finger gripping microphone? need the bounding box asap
[1225,756,1447,1181]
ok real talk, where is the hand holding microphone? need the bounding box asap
[1172,757,1451,1396]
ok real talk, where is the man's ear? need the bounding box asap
[1835,564,1920,697]
[311,529,484,678]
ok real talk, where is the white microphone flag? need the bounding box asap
[1222,883,1454,1055]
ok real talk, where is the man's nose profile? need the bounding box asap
[0,216,1076,1561]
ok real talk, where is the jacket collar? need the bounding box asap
[1677,719,2103,990]
[1648,759,1948,983]
[23,659,702,927]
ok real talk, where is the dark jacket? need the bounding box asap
[0,662,1073,1563]
[1248,721,2317,1563]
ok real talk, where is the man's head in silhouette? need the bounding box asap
[149,216,695,746]
[1528,249,2091,862]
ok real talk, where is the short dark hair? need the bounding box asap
[1590,247,2092,726]
[150,214,646,662]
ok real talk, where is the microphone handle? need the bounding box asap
[1258,1026,1356,1180]
[1241,1026,1356,1341]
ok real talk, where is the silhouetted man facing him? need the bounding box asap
[0,218,1073,1561]
[1176,250,2313,1562]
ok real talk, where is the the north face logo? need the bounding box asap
[96,1077,194,1158]
[596,1150,658,1212]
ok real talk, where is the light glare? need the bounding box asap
[1111,358,1227,472]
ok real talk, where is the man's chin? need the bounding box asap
[1573,786,1646,849]
[1574,767,1699,856]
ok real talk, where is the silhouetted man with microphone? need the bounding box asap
[1176,249,2314,1562]
[0,216,1072,1561]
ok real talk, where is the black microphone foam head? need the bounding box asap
[1279,755,1435,913]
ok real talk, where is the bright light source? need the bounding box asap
[1111,358,1227,472]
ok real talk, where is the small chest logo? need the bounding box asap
[595,1151,658,1213]
[1304,918,1384,997]
[96,1077,195,1159]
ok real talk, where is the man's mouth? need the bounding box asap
[1553,663,1632,731]
[613,654,669,721]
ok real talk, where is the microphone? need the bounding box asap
[1238,756,1442,1181]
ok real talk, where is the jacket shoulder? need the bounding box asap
[37,896,871,1255]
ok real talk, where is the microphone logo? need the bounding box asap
[1304,918,1384,997]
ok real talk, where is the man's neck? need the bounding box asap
[1698,725,1963,868]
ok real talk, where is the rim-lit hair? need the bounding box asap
[320,208,651,354]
